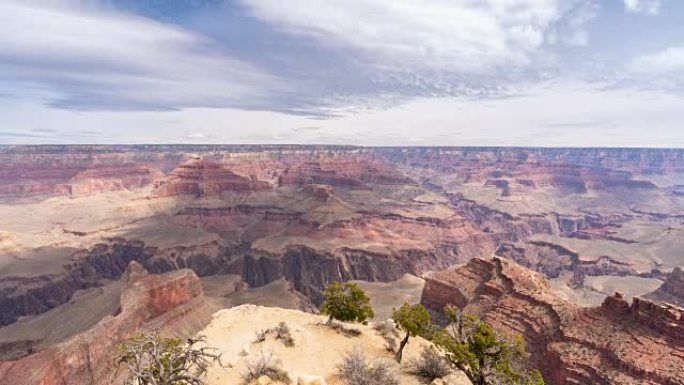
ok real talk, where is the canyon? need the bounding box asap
[0,145,683,384]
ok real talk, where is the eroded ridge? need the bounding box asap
[421,257,684,385]
[0,262,209,385]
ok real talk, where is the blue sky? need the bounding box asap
[1,0,683,146]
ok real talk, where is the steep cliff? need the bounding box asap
[0,262,209,385]
[421,258,684,385]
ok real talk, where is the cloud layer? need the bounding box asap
[0,1,281,110]
[241,0,594,73]
[623,0,662,15]
[0,0,682,146]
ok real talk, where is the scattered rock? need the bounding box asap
[239,343,251,357]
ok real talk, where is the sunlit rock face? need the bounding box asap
[155,158,271,197]
[0,262,208,385]
[421,258,684,385]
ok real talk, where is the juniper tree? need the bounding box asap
[432,305,544,385]
[321,281,375,325]
[391,303,431,363]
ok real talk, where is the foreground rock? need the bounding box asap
[0,262,210,385]
[421,257,684,385]
[199,304,471,385]
[645,267,684,306]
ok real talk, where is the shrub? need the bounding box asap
[373,320,399,352]
[275,322,295,347]
[116,333,222,385]
[338,348,399,385]
[243,350,291,384]
[328,321,362,337]
[407,345,451,381]
[255,329,270,343]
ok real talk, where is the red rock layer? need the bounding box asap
[278,158,415,188]
[0,164,162,198]
[0,262,209,385]
[154,158,271,197]
[421,257,684,385]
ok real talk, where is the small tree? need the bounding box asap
[432,305,545,385]
[321,281,375,325]
[116,333,222,385]
[391,303,430,363]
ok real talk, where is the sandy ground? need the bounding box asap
[200,305,471,385]
[353,274,425,321]
[203,277,315,312]
[583,275,663,301]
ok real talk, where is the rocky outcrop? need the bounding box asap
[495,240,637,286]
[281,245,470,304]
[0,240,155,326]
[645,267,684,306]
[603,293,684,339]
[197,305,473,385]
[421,258,684,385]
[0,163,162,198]
[155,158,271,197]
[277,158,415,188]
[0,262,209,385]
[659,267,684,300]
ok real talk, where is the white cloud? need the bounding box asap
[0,1,281,110]
[623,0,662,15]
[3,80,683,147]
[240,0,594,73]
[631,46,684,73]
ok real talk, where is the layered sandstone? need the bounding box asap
[0,262,209,385]
[278,157,415,188]
[421,258,684,385]
[155,158,271,197]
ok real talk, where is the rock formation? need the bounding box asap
[645,267,684,306]
[155,157,271,197]
[0,262,209,385]
[658,267,684,300]
[421,258,684,385]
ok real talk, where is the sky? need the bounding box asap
[1,0,683,147]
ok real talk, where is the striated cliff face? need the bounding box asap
[154,158,271,197]
[277,157,415,188]
[421,258,684,385]
[659,267,684,301]
[644,267,684,306]
[0,262,209,385]
[0,233,492,327]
